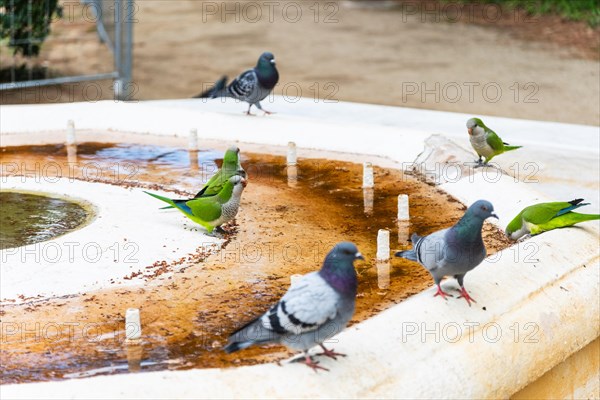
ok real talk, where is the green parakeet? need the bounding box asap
[161,146,245,210]
[467,118,522,164]
[195,146,245,198]
[145,175,247,233]
[506,199,600,240]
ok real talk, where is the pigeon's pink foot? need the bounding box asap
[318,345,346,360]
[244,111,256,116]
[262,110,275,115]
[457,287,477,307]
[301,355,329,372]
[433,284,453,300]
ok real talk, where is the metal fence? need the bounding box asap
[0,0,133,100]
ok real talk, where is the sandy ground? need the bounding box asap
[1,1,599,125]
[0,133,511,383]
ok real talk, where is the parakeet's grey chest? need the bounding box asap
[510,217,533,240]
[220,196,241,222]
[470,131,494,158]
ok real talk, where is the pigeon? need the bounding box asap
[506,198,600,240]
[224,242,364,371]
[144,175,247,234]
[195,52,279,115]
[160,146,245,210]
[395,200,498,306]
[467,118,522,165]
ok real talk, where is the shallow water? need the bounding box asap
[0,141,511,384]
[0,192,89,250]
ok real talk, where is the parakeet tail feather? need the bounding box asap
[503,145,522,152]
[144,191,192,215]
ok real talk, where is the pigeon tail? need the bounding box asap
[224,340,264,354]
[194,76,228,99]
[395,249,418,261]
[224,316,275,354]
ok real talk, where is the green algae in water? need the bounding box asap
[0,192,89,250]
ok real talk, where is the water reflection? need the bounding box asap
[363,187,374,216]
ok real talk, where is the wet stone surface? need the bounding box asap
[0,142,512,384]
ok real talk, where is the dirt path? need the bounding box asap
[1,0,599,125]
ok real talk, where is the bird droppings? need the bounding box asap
[0,140,513,384]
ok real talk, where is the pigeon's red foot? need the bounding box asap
[457,287,477,307]
[433,284,453,300]
[301,355,329,372]
[318,345,346,360]
[262,110,275,115]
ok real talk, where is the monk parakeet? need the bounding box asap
[145,175,247,233]
[195,146,245,198]
[161,146,245,210]
[467,118,522,164]
[506,199,600,241]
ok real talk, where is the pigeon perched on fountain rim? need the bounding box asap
[224,241,364,372]
[395,199,498,306]
[195,52,279,115]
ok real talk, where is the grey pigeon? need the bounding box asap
[395,200,498,306]
[224,242,364,371]
[195,52,279,115]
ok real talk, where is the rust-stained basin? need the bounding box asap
[0,141,511,384]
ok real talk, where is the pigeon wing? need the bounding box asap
[228,69,257,100]
[260,272,339,335]
[414,229,449,272]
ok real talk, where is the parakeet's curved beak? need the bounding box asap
[355,252,364,260]
[241,178,248,188]
[491,213,499,219]
[238,169,247,179]
[468,128,473,135]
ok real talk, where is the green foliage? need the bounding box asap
[0,0,63,57]
[446,0,600,26]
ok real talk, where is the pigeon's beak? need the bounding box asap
[355,252,364,260]
[491,213,499,219]
[468,128,473,135]
[270,59,276,65]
